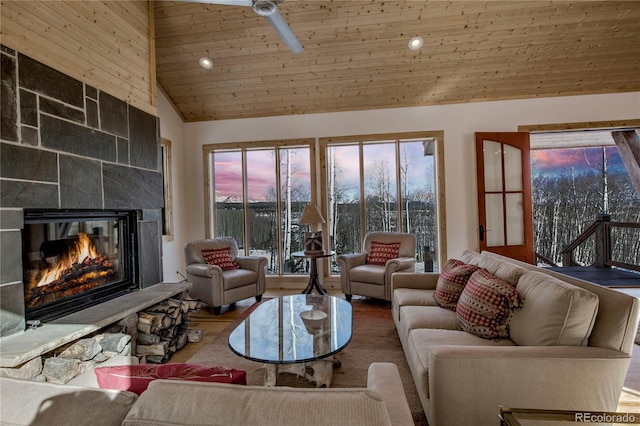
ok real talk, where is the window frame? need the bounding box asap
[202,131,447,284]
[202,138,317,279]
[160,138,174,242]
[319,131,447,272]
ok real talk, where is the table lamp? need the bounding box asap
[299,204,326,254]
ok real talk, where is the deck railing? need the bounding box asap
[559,213,640,272]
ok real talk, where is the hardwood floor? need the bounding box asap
[171,290,640,413]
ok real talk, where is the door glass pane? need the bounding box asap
[328,145,361,273]
[280,147,311,274]
[246,149,278,274]
[483,140,503,192]
[485,193,504,247]
[504,145,523,192]
[506,193,524,245]
[213,151,244,244]
[363,143,397,233]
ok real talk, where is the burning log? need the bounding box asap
[24,235,117,309]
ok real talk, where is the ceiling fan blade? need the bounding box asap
[262,8,304,54]
[173,0,252,6]
[171,0,303,54]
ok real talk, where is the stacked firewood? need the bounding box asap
[135,298,201,363]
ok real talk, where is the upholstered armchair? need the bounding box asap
[337,232,416,302]
[184,237,268,314]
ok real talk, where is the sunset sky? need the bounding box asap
[213,142,434,202]
[214,145,626,202]
[531,146,625,178]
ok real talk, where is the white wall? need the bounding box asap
[162,92,639,272]
[157,89,188,282]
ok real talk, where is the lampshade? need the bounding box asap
[299,204,326,225]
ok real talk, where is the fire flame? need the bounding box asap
[36,233,100,287]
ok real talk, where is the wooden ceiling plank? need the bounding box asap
[1,17,152,112]
[151,1,640,121]
[19,2,150,74]
[51,1,150,55]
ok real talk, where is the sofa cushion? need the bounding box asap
[478,253,526,286]
[0,376,137,426]
[393,288,438,322]
[510,271,599,346]
[405,329,515,398]
[367,240,401,266]
[95,363,246,395]
[123,379,393,426]
[433,259,480,310]
[221,268,259,290]
[456,269,523,340]
[394,288,439,309]
[202,247,239,271]
[459,250,481,265]
[350,264,386,285]
[396,306,460,338]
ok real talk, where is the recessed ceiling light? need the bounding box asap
[408,36,423,51]
[198,57,213,70]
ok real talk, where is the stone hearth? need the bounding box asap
[0,283,190,368]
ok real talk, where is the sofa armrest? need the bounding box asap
[392,272,439,290]
[235,256,267,272]
[367,363,414,426]
[186,263,222,278]
[125,379,397,426]
[0,377,137,426]
[428,345,631,426]
[337,253,368,294]
[337,252,368,269]
[386,257,416,272]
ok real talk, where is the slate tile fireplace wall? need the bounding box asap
[0,45,163,338]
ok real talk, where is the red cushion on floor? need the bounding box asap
[94,363,246,395]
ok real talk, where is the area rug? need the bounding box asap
[187,298,428,425]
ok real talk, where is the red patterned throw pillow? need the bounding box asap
[367,240,401,266]
[95,363,247,395]
[433,259,480,310]
[201,247,239,271]
[456,268,523,340]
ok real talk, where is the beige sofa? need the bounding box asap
[392,250,640,426]
[0,362,413,426]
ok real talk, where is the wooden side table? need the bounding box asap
[292,251,336,295]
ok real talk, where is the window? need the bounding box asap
[204,139,315,276]
[203,132,446,280]
[320,132,446,273]
[160,138,173,241]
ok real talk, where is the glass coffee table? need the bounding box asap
[228,294,352,387]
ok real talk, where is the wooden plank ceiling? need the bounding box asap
[154,1,640,122]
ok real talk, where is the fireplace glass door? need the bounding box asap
[22,210,138,322]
